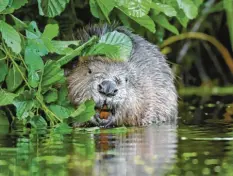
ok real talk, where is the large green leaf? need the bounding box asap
[41,24,59,40]
[42,60,65,87]
[176,9,189,28]
[50,40,80,55]
[13,91,35,120]
[176,0,198,19]
[0,0,9,12]
[49,104,73,120]
[151,2,177,17]
[89,0,105,20]
[117,6,155,33]
[0,89,18,106]
[84,31,132,60]
[25,47,44,88]
[130,15,156,33]
[0,60,8,82]
[96,0,115,22]
[1,0,28,14]
[37,0,70,17]
[116,0,152,18]
[10,0,28,10]
[26,21,42,39]
[0,20,21,54]
[153,14,179,35]
[6,65,26,92]
[70,99,95,123]
[44,89,58,103]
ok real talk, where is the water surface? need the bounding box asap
[0,103,233,176]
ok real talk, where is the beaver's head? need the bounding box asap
[68,56,136,127]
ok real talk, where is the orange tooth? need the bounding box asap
[99,105,110,119]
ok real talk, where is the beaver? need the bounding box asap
[68,24,178,127]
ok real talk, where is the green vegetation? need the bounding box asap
[0,0,232,129]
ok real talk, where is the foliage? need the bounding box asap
[0,0,206,129]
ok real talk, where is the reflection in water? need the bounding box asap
[0,124,177,176]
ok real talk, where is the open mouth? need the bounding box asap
[95,104,114,120]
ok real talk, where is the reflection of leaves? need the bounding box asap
[0,20,21,54]
[0,89,18,106]
[30,116,47,129]
[13,91,36,120]
[0,110,9,126]
[38,0,70,17]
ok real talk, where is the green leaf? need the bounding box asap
[44,89,58,103]
[42,60,65,87]
[25,47,44,71]
[89,0,105,20]
[0,110,9,126]
[0,60,8,82]
[0,89,18,106]
[116,0,152,18]
[176,10,189,28]
[130,15,156,33]
[85,31,132,60]
[10,0,28,10]
[38,0,70,17]
[57,85,70,105]
[26,21,42,39]
[49,104,72,120]
[71,99,95,123]
[25,47,44,88]
[96,0,115,22]
[30,116,47,129]
[10,14,28,31]
[153,14,179,35]
[13,91,35,120]
[42,24,59,40]
[57,36,98,66]
[151,2,177,17]
[0,0,9,12]
[176,0,198,19]
[0,20,21,54]
[49,40,80,55]
[6,65,26,92]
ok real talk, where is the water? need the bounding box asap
[0,103,233,176]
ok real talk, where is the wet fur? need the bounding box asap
[68,24,178,127]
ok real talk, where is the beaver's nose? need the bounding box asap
[98,80,118,97]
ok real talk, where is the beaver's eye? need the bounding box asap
[88,68,92,74]
[125,77,128,82]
